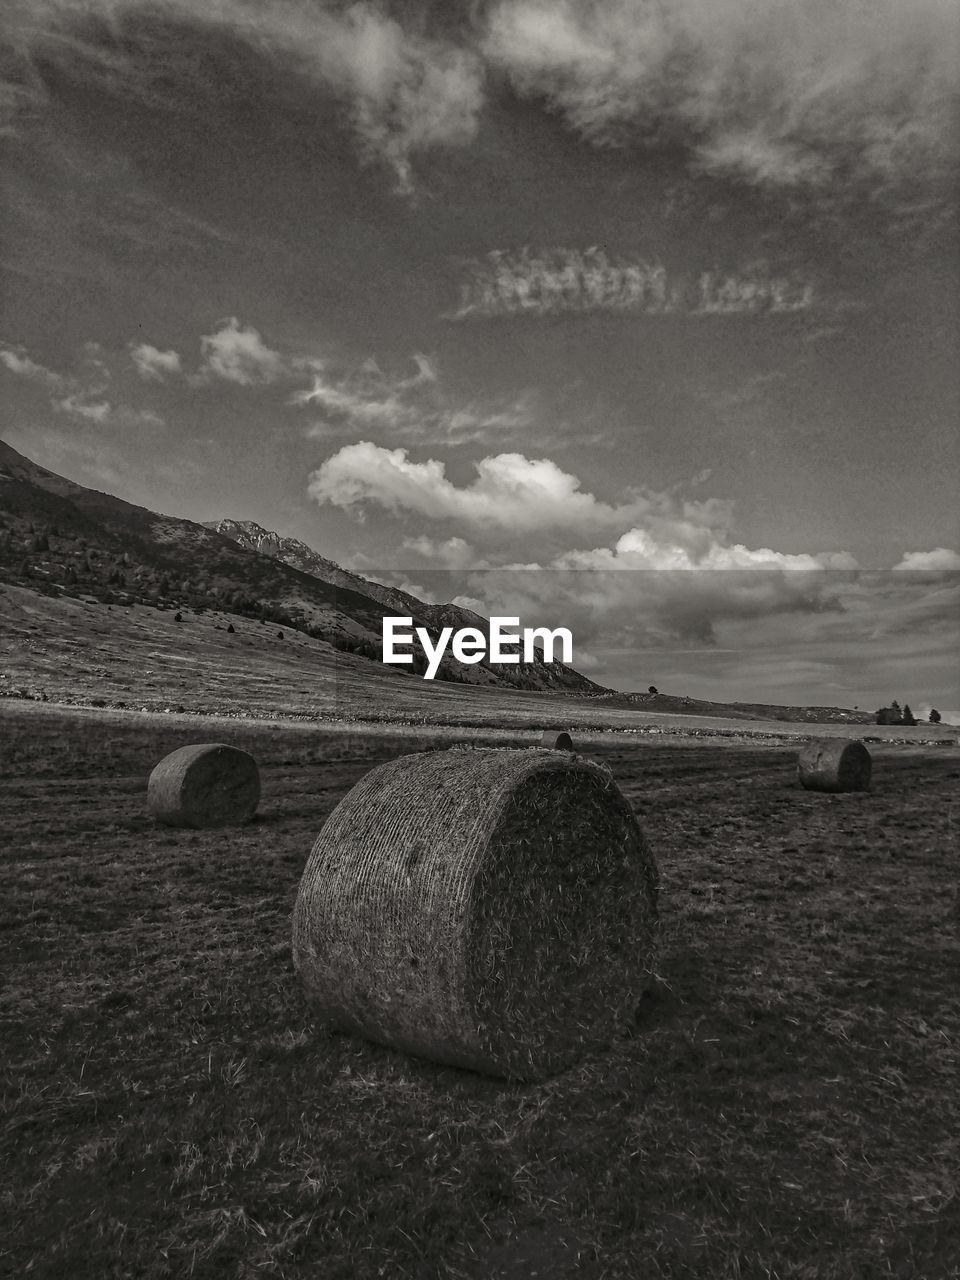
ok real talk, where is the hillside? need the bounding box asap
[209,518,499,644]
[596,690,875,726]
[0,439,602,694]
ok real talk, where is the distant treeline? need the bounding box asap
[876,701,940,725]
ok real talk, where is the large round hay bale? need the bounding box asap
[292,747,659,1080]
[147,743,260,828]
[540,730,574,751]
[797,738,871,793]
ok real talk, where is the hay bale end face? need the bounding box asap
[292,748,659,1081]
[541,730,574,751]
[147,743,260,828]
[797,738,872,793]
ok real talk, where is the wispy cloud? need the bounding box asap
[448,248,813,320]
[294,354,537,445]
[400,535,485,572]
[2,339,164,428]
[0,344,65,388]
[3,0,955,208]
[2,1,485,192]
[483,0,959,205]
[53,391,112,423]
[53,391,164,428]
[4,424,197,502]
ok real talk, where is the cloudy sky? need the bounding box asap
[1,0,958,711]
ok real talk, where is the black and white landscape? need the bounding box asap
[1,3,958,1278]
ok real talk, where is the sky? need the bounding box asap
[1,0,958,712]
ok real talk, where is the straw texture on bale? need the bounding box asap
[147,743,260,828]
[292,747,659,1081]
[540,730,574,751]
[797,738,872,793]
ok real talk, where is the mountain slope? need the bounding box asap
[205,518,435,621]
[0,441,603,692]
[0,439,387,635]
[206,517,604,693]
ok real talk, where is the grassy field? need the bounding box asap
[2,584,956,747]
[2,703,959,1279]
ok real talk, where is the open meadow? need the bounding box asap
[2,585,956,747]
[1,702,958,1278]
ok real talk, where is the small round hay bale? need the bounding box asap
[797,738,871,793]
[147,743,260,828]
[292,748,659,1080]
[540,729,574,751]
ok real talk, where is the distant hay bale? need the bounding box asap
[292,748,659,1081]
[797,738,872,793]
[147,743,260,828]
[541,730,574,751]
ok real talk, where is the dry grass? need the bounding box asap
[3,585,957,747]
[1,703,958,1279]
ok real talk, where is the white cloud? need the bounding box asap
[198,317,285,386]
[130,342,182,381]
[556,527,858,572]
[893,548,960,571]
[314,441,956,702]
[309,445,871,577]
[309,444,651,533]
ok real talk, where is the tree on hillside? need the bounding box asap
[929,708,942,724]
[648,685,659,694]
[901,704,917,726]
